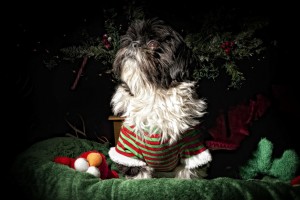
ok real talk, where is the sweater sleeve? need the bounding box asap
[180,129,212,169]
[108,125,146,167]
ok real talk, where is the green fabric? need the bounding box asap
[240,138,300,181]
[11,137,300,200]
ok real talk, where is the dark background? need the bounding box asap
[8,0,299,180]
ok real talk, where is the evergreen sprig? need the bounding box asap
[186,26,266,89]
[44,5,268,90]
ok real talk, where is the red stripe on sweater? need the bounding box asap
[142,150,179,161]
[122,126,201,152]
[122,126,167,145]
[118,133,143,156]
[181,147,207,157]
[116,145,136,158]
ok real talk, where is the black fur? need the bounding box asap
[115,163,142,177]
[112,18,199,90]
[109,18,210,179]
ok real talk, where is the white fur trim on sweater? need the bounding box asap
[111,81,207,144]
[108,147,147,167]
[180,149,212,169]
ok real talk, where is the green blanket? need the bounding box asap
[11,137,300,200]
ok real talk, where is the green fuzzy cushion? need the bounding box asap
[11,137,300,200]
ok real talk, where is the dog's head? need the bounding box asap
[111,18,206,142]
[113,18,199,95]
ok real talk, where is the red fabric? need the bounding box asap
[206,94,271,150]
[53,151,119,179]
[99,153,119,179]
[54,157,76,169]
[98,153,110,179]
[110,170,119,179]
[115,125,208,171]
[291,176,300,186]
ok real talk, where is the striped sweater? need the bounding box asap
[108,124,212,172]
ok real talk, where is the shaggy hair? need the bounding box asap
[109,18,211,179]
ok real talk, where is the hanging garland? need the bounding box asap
[44,5,268,90]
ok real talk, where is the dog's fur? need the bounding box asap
[108,18,212,179]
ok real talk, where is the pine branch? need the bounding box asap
[43,5,268,90]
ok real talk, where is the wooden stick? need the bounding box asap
[71,56,88,90]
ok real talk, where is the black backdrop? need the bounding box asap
[8,0,299,178]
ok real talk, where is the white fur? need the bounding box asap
[174,165,209,179]
[108,147,146,167]
[181,149,212,169]
[111,22,211,179]
[127,166,154,179]
[130,151,212,179]
[111,58,206,144]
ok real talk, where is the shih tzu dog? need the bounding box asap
[108,18,212,179]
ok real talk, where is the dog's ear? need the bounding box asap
[171,40,200,83]
[111,48,125,82]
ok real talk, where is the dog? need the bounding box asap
[108,18,212,179]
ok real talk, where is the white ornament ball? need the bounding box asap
[74,158,89,172]
[86,166,101,177]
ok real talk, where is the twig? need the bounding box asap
[64,114,87,137]
[71,56,88,90]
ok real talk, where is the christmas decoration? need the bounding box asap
[184,10,267,89]
[54,150,119,179]
[239,138,300,182]
[206,94,271,150]
[44,5,268,90]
